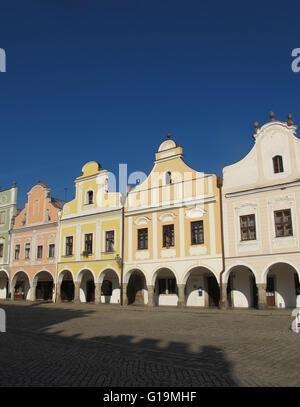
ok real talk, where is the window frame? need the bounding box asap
[105,230,115,253]
[272,155,284,174]
[191,220,204,245]
[84,233,93,255]
[65,235,74,256]
[14,244,20,260]
[24,243,30,260]
[274,209,293,237]
[163,224,175,248]
[48,243,55,258]
[37,245,43,259]
[0,243,3,258]
[0,211,5,225]
[240,214,256,241]
[137,228,148,250]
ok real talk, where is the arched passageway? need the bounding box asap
[185,267,220,307]
[153,268,178,306]
[11,271,30,300]
[77,269,95,303]
[33,271,54,301]
[60,270,74,302]
[127,269,147,305]
[100,269,120,304]
[226,266,257,308]
[265,263,299,308]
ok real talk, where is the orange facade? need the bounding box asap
[10,183,64,301]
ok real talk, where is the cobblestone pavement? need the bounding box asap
[0,300,299,387]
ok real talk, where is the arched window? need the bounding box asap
[165,171,172,185]
[86,190,94,205]
[273,155,284,173]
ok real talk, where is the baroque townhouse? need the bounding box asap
[57,161,123,304]
[123,134,223,307]
[221,113,300,309]
[0,183,18,299]
[10,183,64,301]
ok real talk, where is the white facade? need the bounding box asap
[222,115,300,308]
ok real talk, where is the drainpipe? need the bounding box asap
[217,176,226,308]
[54,213,61,303]
[120,203,125,306]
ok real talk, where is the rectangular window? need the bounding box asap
[65,236,73,256]
[15,245,20,260]
[0,211,5,224]
[49,244,55,258]
[25,243,30,259]
[37,245,43,259]
[105,231,115,252]
[158,278,176,294]
[240,214,256,241]
[138,228,148,250]
[163,224,175,248]
[84,233,93,255]
[274,209,293,237]
[0,243,3,258]
[191,221,204,245]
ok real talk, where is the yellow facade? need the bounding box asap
[124,136,223,307]
[56,161,123,304]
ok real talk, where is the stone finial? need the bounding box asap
[166,132,171,139]
[287,113,294,125]
[13,181,16,187]
[254,121,259,132]
[269,111,275,121]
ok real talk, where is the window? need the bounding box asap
[274,209,293,237]
[273,155,284,173]
[0,243,3,258]
[49,244,55,258]
[163,224,175,248]
[15,245,20,260]
[65,236,73,256]
[165,171,172,185]
[191,221,204,245]
[86,190,94,205]
[25,243,30,259]
[240,214,256,241]
[105,231,115,252]
[37,245,43,259]
[158,278,176,294]
[0,211,5,224]
[138,228,148,250]
[84,233,93,255]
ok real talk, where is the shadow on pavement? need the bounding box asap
[0,301,238,387]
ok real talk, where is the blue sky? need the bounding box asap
[1,0,300,207]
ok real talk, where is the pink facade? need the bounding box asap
[10,183,64,301]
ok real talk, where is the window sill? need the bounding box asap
[63,255,73,258]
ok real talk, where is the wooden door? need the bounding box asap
[266,276,275,307]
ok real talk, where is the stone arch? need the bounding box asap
[58,269,74,302]
[262,260,300,284]
[76,268,95,303]
[0,269,9,299]
[32,270,54,301]
[11,271,31,300]
[152,267,178,307]
[98,268,121,304]
[126,269,147,305]
[223,262,258,284]
[184,266,220,307]
[263,262,299,308]
[151,264,179,287]
[225,265,257,308]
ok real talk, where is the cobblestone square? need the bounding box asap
[0,301,299,387]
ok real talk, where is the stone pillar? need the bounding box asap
[56,282,61,303]
[257,283,267,309]
[10,285,15,301]
[177,284,186,307]
[30,282,37,301]
[147,285,155,306]
[122,283,128,306]
[220,283,228,309]
[74,282,80,303]
[95,282,102,304]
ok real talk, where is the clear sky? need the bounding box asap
[1,0,300,208]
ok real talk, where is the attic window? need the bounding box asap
[165,171,172,185]
[86,190,94,205]
[273,155,284,173]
